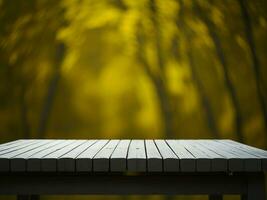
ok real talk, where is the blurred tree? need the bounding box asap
[135,0,174,139]
[0,0,66,139]
[176,0,219,138]
[238,0,267,134]
[193,0,244,142]
[38,42,66,138]
[0,0,267,153]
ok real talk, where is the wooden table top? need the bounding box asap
[0,139,266,173]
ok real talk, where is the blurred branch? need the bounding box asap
[37,43,65,138]
[193,0,244,142]
[149,0,165,71]
[238,0,267,136]
[136,26,174,139]
[19,83,31,139]
[176,0,219,138]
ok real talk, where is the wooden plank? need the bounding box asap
[197,140,245,172]
[93,140,120,172]
[110,140,131,172]
[0,140,47,172]
[76,140,109,172]
[217,140,267,170]
[166,140,196,172]
[41,140,87,172]
[27,140,74,171]
[154,140,179,172]
[0,140,31,152]
[127,140,147,172]
[219,140,267,157]
[58,140,96,172]
[186,140,227,172]
[201,140,261,171]
[178,140,211,172]
[8,140,53,171]
[11,140,62,172]
[0,140,21,149]
[213,140,261,171]
[145,140,162,172]
[0,140,40,155]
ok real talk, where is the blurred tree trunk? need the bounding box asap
[177,0,219,138]
[137,34,174,139]
[38,43,65,138]
[193,0,244,142]
[187,46,219,138]
[147,0,174,138]
[19,84,31,139]
[238,0,267,134]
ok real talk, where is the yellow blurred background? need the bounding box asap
[0,0,267,199]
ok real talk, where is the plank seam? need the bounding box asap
[143,140,148,172]
[92,140,110,172]
[125,139,132,171]
[108,140,121,172]
[59,140,88,158]
[74,140,98,159]
[153,140,164,171]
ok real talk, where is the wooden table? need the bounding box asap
[0,139,266,200]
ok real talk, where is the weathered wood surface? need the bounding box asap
[0,139,267,172]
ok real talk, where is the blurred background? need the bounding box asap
[0,0,267,199]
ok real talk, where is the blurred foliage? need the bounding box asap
[0,0,267,200]
[1,0,267,147]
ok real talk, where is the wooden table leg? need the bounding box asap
[242,172,266,200]
[209,194,223,200]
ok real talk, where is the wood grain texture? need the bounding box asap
[166,140,196,172]
[76,140,109,172]
[93,140,120,172]
[145,140,162,172]
[154,140,179,172]
[127,140,147,172]
[110,140,131,172]
[58,140,96,172]
[0,139,267,173]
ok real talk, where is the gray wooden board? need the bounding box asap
[202,140,261,171]
[76,140,109,172]
[185,140,227,172]
[93,140,120,172]
[41,140,87,172]
[213,140,261,171]
[178,140,212,172]
[0,140,47,172]
[199,140,253,171]
[0,140,41,155]
[58,140,97,172]
[220,140,267,157]
[110,140,131,172]
[0,140,37,151]
[1,140,52,171]
[0,141,24,152]
[10,140,62,172]
[0,140,21,149]
[0,139,266,173]
[145,140,162,172]
[127,140,147,172]
[27,140,74,171]
[154,140,179,172]
[217,140,267,170]
[196,140,245,171]
[166,140,196,172]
